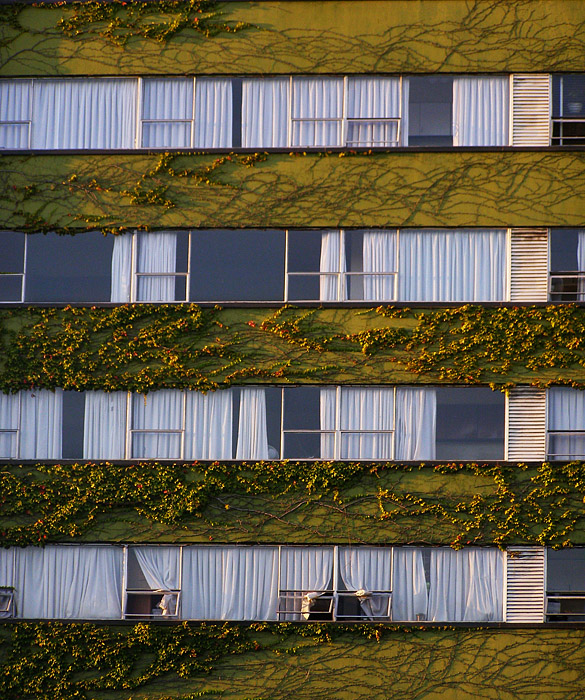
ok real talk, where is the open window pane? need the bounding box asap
[549,229,585,301]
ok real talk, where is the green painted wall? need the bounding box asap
[1,622,585,700]
[2,0,585,76]
[3,151,585,232]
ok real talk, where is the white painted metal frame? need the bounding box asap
[126,391,187,460]
[132,231,191,302]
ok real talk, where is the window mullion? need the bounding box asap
[335,386,341,460]
[191,77,197,147]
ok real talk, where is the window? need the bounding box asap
[0,390,62,459]
[124,546,181,619]
[408,76,453,146]
[549,228,585,301]
[546,548,585,621]
[0,80,31,148]
[547,387,585,459]
[552,74,585,145]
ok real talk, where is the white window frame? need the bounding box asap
[0,231,26,303]
[0,79,32,149]
[138,77,197,149]
[126,391,187,460]
[129,231,191,303]
[0,393,21,459]
[122,545,183,619]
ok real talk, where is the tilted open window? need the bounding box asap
[124,547,181,619]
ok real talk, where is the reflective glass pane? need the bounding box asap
[0,232,25,273]
[283,387,321,430]
[408,76,453,146]
[0,275,23,301]
[283,431,323,459]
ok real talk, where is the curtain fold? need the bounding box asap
[132,547,180,590]
[362,230,397,301]
[110,234,133,302]
[236,388,269,460]
[427,548,503,622]
[395,388,436,460]
[319,387,337,459]
[136,232,178,302]
[398,229,507,301]
[339,547,392,618]
[452,77,509,146]
[346,77,401,146]
[141,78,193,148]
[392,548,428,621]
[83,391,127,459]
[0,80,31,148]
[184,390,233,459]
[131,391,183,459]
[548,388,585,459]
[15,546,122,619]
[181,547,279,620]
[279,547,334,620]
[20,390,62,459]
[292,77,343,146]
[194,78,232,148]
[32,79,136,149]
[320,230,346,301]
[242,78,289,147]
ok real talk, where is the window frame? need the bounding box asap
[0,79,32,150]
[0,231,26,304]
[131,230,191,303]
[127,391,187,461]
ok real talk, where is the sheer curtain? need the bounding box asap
[362,230,397,301]
[110,234,133,302]
[427,548,504,622]
[136,232,177,301]
[83,391,127,459]
[131,391,183,459]
[320,230,346,301]
[20,390,62,459]
[181,546,279,620]
[320,387,336,459]
[194,78,232,148]
[577,231,585,300]
[0,393,20,458]
[398,229,507,301]
[15,546,122,619]
[339,547,392,618]
[32,79,137,149]
[279,547,334,620]
[132,546,180,615]
[242,78,289,147]
[141,78,193,148]
[236,388,269,459]
[0,80,31,148]
[340,387,394,459]
[292,77,343,146]
[392,548,428,621]
[346,77,401,146]
[452,77,509,146]
[548,388,585,459]
[184,390,232,459]
[395,388,436,460]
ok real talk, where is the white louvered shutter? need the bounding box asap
[506,387,547,461]
[504,546,545,622]
[511,74,551,146]
[509,228,549,302]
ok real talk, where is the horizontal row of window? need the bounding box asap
[0,387,505,462]
[0,228,579,304]
[0,74,581,150]
[0,545,581,623]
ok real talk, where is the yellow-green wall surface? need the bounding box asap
[2,0,585,76]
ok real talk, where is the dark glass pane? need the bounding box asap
[283,387,321,430]
[408,76,453,146]
[345,230,363,272]
[26,232,114,302]
[550,229,579,271]
[548,549,585,592]
[435,387,505,460]
[560,75,585,117]
[265,387,282,458]
[288,231,322,272]
[287,274,322,301]
[176,231,189,273]
[62,391,85,459]
[0,275,23,301]
[283,431,322,459]
[127,548,151,590]
[189,230,284,301]
[0,232,25,273]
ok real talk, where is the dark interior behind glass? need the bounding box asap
[62,391,85,459]
[550,228,585,301]
[552,75,585,145]
[547,548,585,621]
[408,76,453,146]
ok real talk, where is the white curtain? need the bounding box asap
[362,230,397,301]
[398,229,507,301]
[236,388,269,460]
[131,391,183,459]
[20,390,62,459]
[132,546,180,615]
[292,77,343,146]
[427,548,504,622]
[0,80,31,148]
[184,390,233,460]
[15,546,122,619]
[194,78,232,148]
[346,77,401,147]
[452,77,509,146]
[0,393,20,458]
[320,387,336,459]
[392,548,428,621]
[181,546,278,620]
[395,388,436,460]
[32,79,136,149]
[141,78,193,148]
[83,391,127,459]
[577,231,585,300]
[280,547,334,620]
[242,78,289,147]
[110,234,133,302]
[548,388,585,459]
[340,387,394,459]
[136,232,177,302]
[320,230,346,301]
[339,547,392,618]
